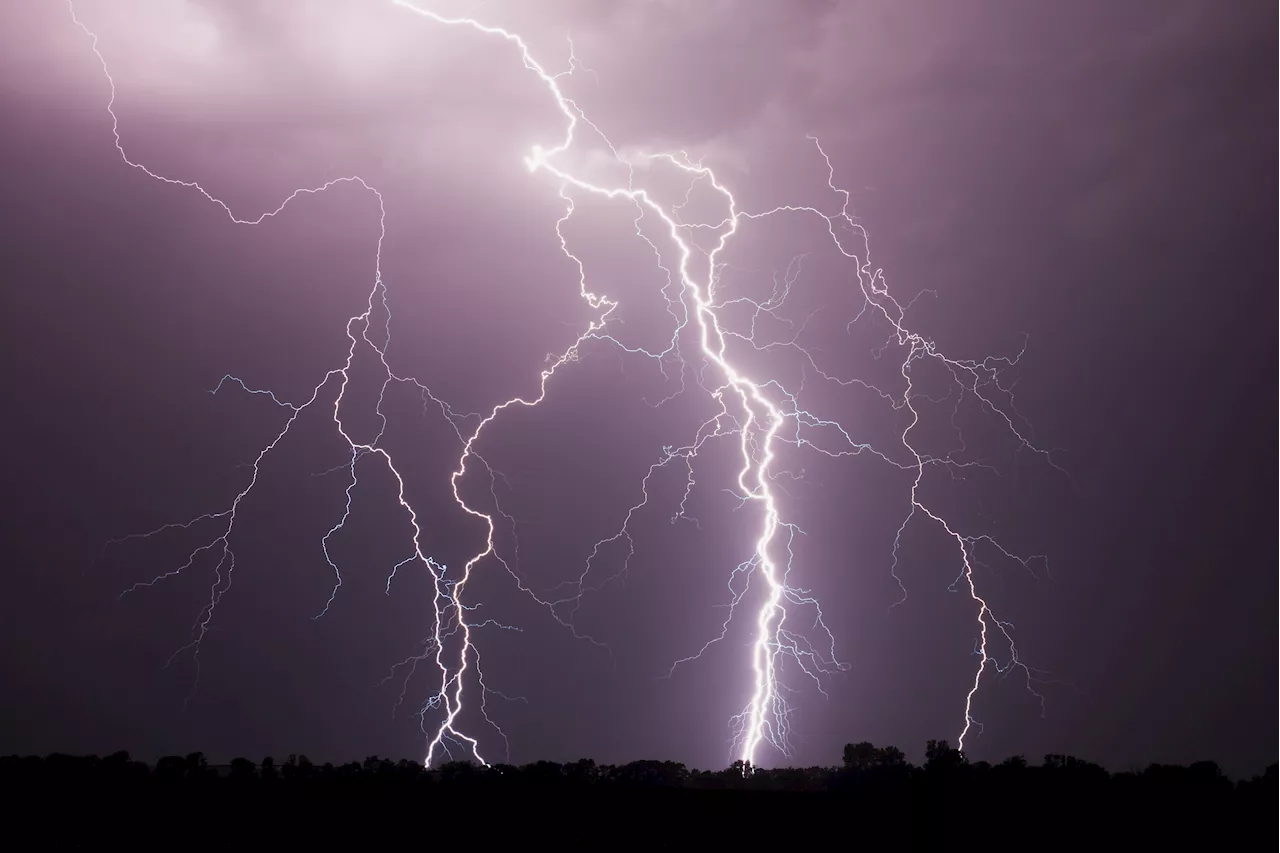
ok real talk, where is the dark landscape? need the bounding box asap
[8,743,1274,846]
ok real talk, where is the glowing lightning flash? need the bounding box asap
[74,0,1059,769]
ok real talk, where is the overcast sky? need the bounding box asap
[0,0,1274,776]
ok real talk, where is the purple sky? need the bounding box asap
[0,0,1274,775]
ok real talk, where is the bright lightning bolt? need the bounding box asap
[73,1,1062,769]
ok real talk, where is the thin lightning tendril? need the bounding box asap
[74,0,1060,769]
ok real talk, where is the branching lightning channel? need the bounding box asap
[76,0,1061,769]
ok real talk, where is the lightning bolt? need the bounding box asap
[74,0,1062,769]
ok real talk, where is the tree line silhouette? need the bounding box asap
[6,740,1272,846]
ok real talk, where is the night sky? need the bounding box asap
[1,0,1274,777]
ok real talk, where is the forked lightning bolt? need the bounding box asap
[74,0,1061,768]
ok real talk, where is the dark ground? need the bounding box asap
[7,744,1274,847]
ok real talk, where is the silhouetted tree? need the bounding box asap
[438,760,478,785]
[565,758,598,786]
[609,760,688,788]
[843,740,878,771]
[282,753,315,782]
[924,739,967,773]
[877,745,908,768]
[1,743,1272,846]
[185,752,215,783]
[229,757,257,782]
[155,755,186,783]
[394,758,423,783]
[524,759,565,785]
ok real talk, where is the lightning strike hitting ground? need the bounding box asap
[74,0,1061,768]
